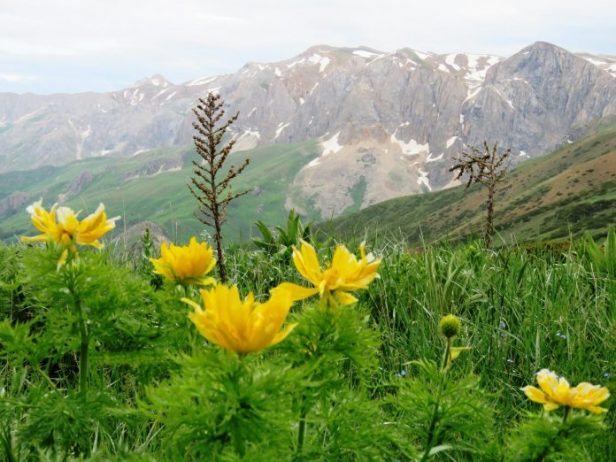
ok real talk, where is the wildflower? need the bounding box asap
[439,314,461,338]
[150,237,216,286]
[522,369,610,414]
[276,240,381,307]
[183,283,297,354]
[21,201,118,267]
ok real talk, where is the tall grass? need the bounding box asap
[1,236,614,459]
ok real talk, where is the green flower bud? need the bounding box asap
[439,314,461,338]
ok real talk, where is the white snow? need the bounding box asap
[150,77,168,87]
[464,55,501,86]
[287,53,331,73]
[353,49,381,59]
[274,122,291,139]
[274,67,283,77]
[152,88,169,100]
[246,107,257,117]
[67,119,91,160]
[96,149,113,157]
[427,152,444,162]
[320,131,343,156]
[307,54,331,72]
[131,148,149,157]
[459,114,465,125]
[307,132,343,167]
[445,54,460,71]
[446,136,458,149]
[583,57,606,66]
[164,91,177,101]
[579,55,616,77]
[14,110,42,124]
[490,86,514,109]
[519,150,528,157]
[125,165,181,181]
[414,51,429,60]
[129,88,145,106]
[308,82,319,95]
[438,64,449,73]
[299,97,305,105]
[390,132,429,156]
[417,168,432,191]
[187,76,217,87]
[240,129,261,139]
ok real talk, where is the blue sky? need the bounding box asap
[1,0,615,94]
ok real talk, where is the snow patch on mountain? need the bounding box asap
[274,122,291,139]
[390,132,429,156]
[417,168,432,191]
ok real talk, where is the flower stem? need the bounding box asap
[421,338,451,461]
[67,267,89,397]
[77,301,89,396]
[297,396,307,455]
[230,354,246,457]
[563,407,570,423]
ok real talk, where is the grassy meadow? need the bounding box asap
[1,224,615,460]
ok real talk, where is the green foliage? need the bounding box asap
[506,413,605,462]
[583,228,616,277]
[1,236,615,460]
[393,360,497,461]
[145,349,294,460]
[321,121,616,247]
[252,209,312,257]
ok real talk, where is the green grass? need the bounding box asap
[1,233,614,460]
[323,121,616,246]
[0,140,319,243]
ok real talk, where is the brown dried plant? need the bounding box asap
[449,141,511,248]
[188,92,250,282]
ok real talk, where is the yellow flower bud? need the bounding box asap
[439,314,461,339]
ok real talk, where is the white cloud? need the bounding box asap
[0,72,35,82]
[0,0,614,93]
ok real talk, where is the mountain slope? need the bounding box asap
[0,142,319,243]
[2,42,616,219]
[321,119,616,245]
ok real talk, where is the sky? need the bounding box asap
[1,0,615,94]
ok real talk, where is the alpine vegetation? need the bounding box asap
[2,195,614,460]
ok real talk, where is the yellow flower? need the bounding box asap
[150,237,216,286]
[522,369,610,414]
[276,240,381,307]
[183,283,297,354]
[21,201,119,267]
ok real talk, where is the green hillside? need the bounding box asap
[0,141,319,243]
[322,122,616,245]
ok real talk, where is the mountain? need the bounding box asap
[0,142,319,243]
[321,118,616,245]
[1,41,616,220]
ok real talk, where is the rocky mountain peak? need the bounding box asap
[1,42,615,219]
[132,74,173,88]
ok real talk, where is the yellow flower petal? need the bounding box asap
[187,283,296,354]
[522,386,548,404]
[151,237,217,286]
[21,200,117,252]
[289,241,380,308]
[271,282,319,302]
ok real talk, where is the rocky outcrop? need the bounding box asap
[0,191,30,219]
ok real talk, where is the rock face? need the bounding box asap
[1,42,615,217]
[0,191,30,219]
